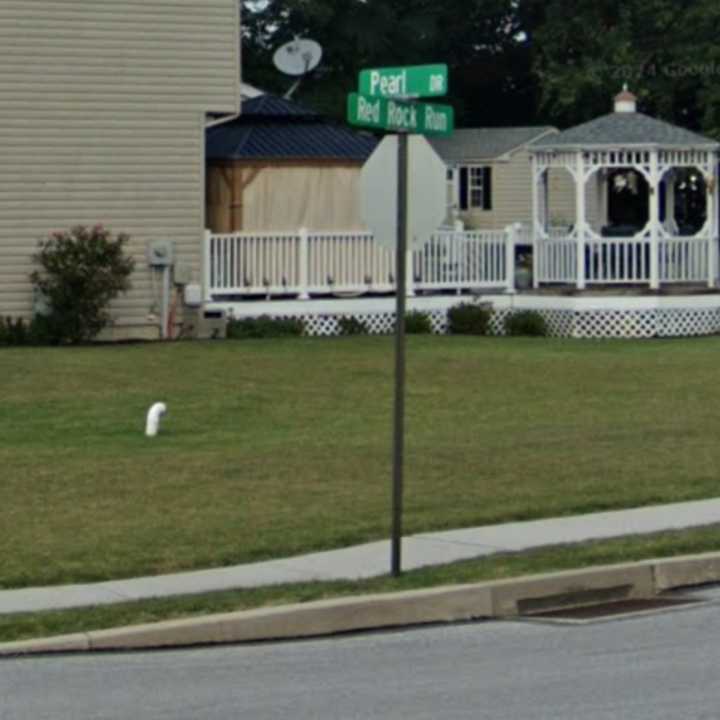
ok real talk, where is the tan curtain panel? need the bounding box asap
[242,165,365,232]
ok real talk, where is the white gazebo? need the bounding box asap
[530,89,720,290]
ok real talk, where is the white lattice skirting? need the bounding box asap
[209,294,720,340]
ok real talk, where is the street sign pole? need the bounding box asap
[351,62,453,578]
[391,131,408,578]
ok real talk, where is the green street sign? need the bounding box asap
[347,93,454,136]
[359,64,448,99]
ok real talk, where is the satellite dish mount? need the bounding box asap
[273,37,323,99]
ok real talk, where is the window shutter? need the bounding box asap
[483,167,493,210]
[459,167,469,211]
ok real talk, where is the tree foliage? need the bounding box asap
[526,0,720,136]
[242,0,720,136]
[242,0,538,126]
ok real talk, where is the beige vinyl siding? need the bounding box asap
[459,150,537,230]
[0,0,239,335]
[459,150,578,232]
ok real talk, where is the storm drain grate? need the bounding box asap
[524,596,703,622]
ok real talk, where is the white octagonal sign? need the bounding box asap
[361,135,448,249]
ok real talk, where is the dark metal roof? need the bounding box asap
[241,94,318,118]
[429,127,557,162]
[532,112,719,150]
[206,94,378,162]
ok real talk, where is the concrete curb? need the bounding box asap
[3,551,719,657]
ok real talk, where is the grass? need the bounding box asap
[3,523,720,644]
[2,335,720,589]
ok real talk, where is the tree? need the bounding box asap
[241,0,540,127]
[526,0,720,136]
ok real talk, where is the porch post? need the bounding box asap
[298,227,310,300]
[713,158,720,286]
[505,223,517,293]
[575,153,586,290]
[649,151,660,290]
[531,155,541,289]
[203,228,213,302]
[405,247,416,297]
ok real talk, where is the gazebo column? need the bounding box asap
[665,174,676,233]
[575,153,586,290]
[649,151,660,290]
[707,162,718,287]
[599,170,609,229]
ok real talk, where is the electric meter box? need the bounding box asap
[147,239,175,267]
[184,283,203,307]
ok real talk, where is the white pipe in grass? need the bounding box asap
[145,402,167,437]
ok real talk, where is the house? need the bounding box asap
[205,94,378,234]
[429,127,576,230]
[0,0,240,339]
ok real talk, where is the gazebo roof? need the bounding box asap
[206,94,377,162]
[532,112,719,151]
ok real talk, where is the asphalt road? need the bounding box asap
[3,591,720,720]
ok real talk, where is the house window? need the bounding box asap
[459,166,492,211]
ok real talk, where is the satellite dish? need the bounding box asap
[273,38,323,77]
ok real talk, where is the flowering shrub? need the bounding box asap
[30,225,135,344]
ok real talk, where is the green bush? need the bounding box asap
[0,317,26,346]
[404,310,432,334]
[337,316,368,336]
[226,315,305,339]
[447,302,492,335]
[30,225,135,344]
[0,315,57,347]
[504,310,548,337]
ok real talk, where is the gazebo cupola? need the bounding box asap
[529,88,720,290]
[614,85,637,114]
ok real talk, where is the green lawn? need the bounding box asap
[2,335,720,589]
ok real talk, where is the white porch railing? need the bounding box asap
[412,230,508,289]
[205,228,514,300]
[537,229,713,286]
[536,230,577,284]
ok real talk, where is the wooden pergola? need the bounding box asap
[530,89,720,289]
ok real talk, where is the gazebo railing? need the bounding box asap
[536,229,712,286]
[658,234,710,283]
[585,232,651,284]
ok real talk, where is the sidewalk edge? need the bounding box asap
[3,551,719,657]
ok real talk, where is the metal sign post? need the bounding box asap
[392,132,408,577]
[350,63,452,577]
